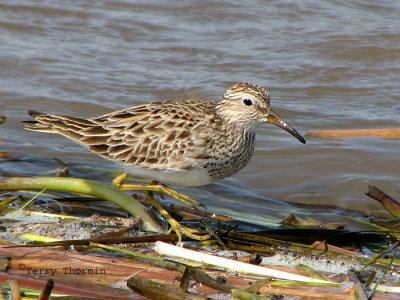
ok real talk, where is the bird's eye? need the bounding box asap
[243,99,252,106]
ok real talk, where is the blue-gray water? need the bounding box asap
[1,0,400,227]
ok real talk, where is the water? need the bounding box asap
[1,0,400,227]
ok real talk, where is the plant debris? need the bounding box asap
[0,155,400,299]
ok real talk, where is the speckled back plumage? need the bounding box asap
[25,83,305,187]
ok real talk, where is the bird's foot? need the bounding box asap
[112,173,201,208]
[145,191,211,242]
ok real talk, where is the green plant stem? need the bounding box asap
[0,177,161,232]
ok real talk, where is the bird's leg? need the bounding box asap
[145,190,211,242]
[112,173,201,208]
[145,190,182,242]
[112,172,129,188]
[113,173,210,241]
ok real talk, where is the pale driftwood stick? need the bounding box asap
[154,241,334,284]
[306,129,400,140]
[8,279,21,300]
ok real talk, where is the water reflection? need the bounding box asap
[1,0,400,225]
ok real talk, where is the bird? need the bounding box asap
[25,82,306,240]
[25,82,305,190]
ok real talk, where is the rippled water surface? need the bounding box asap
[1,0,400,226]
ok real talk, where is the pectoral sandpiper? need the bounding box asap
[25,83,305,238]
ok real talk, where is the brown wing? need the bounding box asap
[25,100,216,171]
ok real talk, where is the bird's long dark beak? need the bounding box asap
[266,110,306,144]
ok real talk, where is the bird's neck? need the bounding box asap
[216,100,262,131]
[221,121,256,152]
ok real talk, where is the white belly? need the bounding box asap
[121,164,214,187]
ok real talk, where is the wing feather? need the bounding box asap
[25,100,217,171]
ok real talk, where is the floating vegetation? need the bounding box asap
[1,153,400,299]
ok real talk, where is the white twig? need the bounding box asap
[154,241,333,284]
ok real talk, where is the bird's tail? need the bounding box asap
[24,110,111,157]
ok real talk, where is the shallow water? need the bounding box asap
[1,0,400,227]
